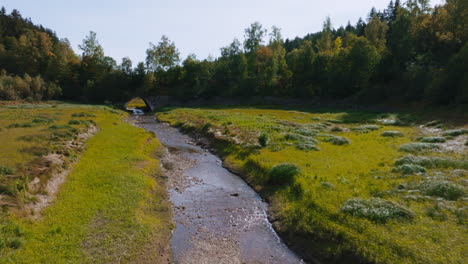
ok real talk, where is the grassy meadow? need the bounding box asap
[156,107,467,264]
[0,102,171,263]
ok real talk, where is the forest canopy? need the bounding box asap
[0,0,466,105]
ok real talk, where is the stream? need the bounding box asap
[134,116,303,264]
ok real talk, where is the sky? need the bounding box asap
[1,0,444,65]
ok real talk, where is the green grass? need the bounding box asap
[0,103,171,263]
[156,107,467,264]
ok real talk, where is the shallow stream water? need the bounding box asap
[134,116,303,264]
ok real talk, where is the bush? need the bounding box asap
[7,238,23,249]
[0,165,15,175]
[425,206,448,221]
[395,155,468,170]
[381,131,404,137]
[295,143,319,151]
[392,164,426,174]
[419,180,465,200]
[341,198,414,223]
[284,133,318,144]
[68,119,95,126]
[330,126,344,132]
[443,129,468,137]
[399,143,440,153]
[269,163,300,185]
[68,119,81,125]
[72,112,96,117]
[295,128,318,137]
[7,122,33,128]
[31,118,54,124]
[419,137,446,143]
[352,125,380,133]
[324,135,350,145]
[258,133,269,147]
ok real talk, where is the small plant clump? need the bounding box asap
[341,198,415,223]
[399,143,440,153]
[352,125,380,133]
[395,155,468,170]
[295,142,319,151]
[68,119,95,126]
[330,126,344,132]
[295,128,318,137]
[324,135,350,145]
[258,133,269,147]
[392,164,426,174]
[419,180,465,200]
[419,137,446,143]
[269,163,300,185]
[71,112,96,117]
[381,131,404,137]
[442,129,468,137]
[0,165,15,175]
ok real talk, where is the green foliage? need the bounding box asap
[71,112,96,117]
[442,129,468,137]
[419,137,446,143]
[323,135,350,145]
[0,165,14,175]
[399,142,440,153]
[419,180,465,200]
[381,131,404,137]
[341,198,415,223]
[295,142,319,151]
[269,163,300,185]
[392,164,426,174]
[258,133,269,147]
[395,155,468,170]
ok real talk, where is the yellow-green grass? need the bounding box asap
[1,103,171,263]
[126,98,147,109]
[157,107,467,264]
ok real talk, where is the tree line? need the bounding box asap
[0,0,466,105]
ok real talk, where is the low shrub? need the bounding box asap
[424,120,442,127]
[419,180,465,200]
[324,135,350,145]
[419,137,446,143]
[71,112,96,117]
[7,238,23,249]
[20,146,49,156]
[425,206,448,221]
[295,143,319,151]
[395,155,468,170]
[381,131,404,137]
[442,129,468,137]
[68,119,95,126]
[0,165,15,175]
[284,133,317,144]
[295,128,318,137]
[68,120,81,125]
[341,198,414,223]
[7,123,33,128]
[330,126,344,132]
[269,163,300,185]
[352,125,380,133]
[258,133,269,147]
[399,143,440,153]
[320,181,334,189]
[392,164,426,174]
[31,118,54,124]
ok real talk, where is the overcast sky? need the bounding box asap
[1,0,444,64]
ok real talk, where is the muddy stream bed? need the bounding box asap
[133,116,303,264]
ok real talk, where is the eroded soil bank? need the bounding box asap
[134,116,303,264]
